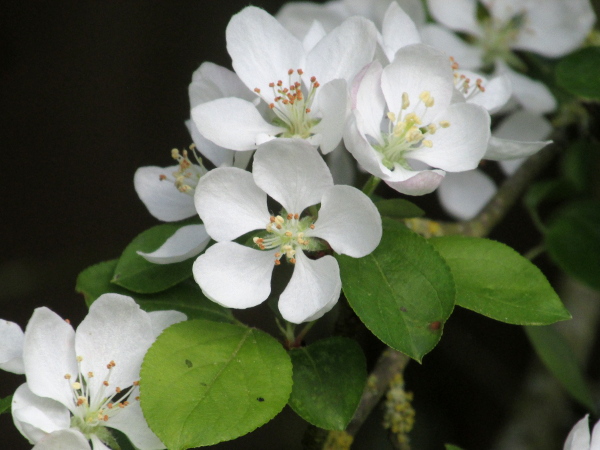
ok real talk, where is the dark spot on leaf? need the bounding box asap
[400,307,408,313]
[200,382,207,386]
[185,359,193,368]
[429,321,441,331]
[257,397,264,402]
[113,273,120,280]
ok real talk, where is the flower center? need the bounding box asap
[159,145,207,195]
[476,11,527,68]
[451,61,486,102]
[64,356,139,447]
[253,69,321,139]
[373,91,451,171]
[253,213,323,265]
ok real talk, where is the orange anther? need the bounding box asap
[297,69,304,75]
[254,88,261,93]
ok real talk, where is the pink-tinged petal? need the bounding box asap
[0,319,24,374]
[326,143,357,186]
[192,98,284,151]
[195,167,269,242]
[75,294,155,397]
[12,383,71,445]
[409,102,490,171]
[421,24,483,70]
[354,61,385,141]
[564,414,591,450]
[382,44,454,124]
[427,0,482,36]
[438,170,496,220]
[253,139,333,214]
[34,430,91,450]
[186,119,235,168]
[344,112,390,178]
[227,6,305,95]
[147,311,187,339]
[306,16,377,85]
[193,242,275,309]
[312,79,348,154]
[278,252,341,323]
[381,2,421,62]
[311,185,381,257]
[496,62,557,114]
[23,308,77,410]
[106,400,165,450]
[385,169,446,195]
[303,20,327,52]
[137,224,210,265]
[134,166,197,222]
[189,62,254,107]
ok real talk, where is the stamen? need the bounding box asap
[401,92,410,110]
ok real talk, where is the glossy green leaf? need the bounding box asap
[375,198,424,219]
[429,236,570,324]
[76,260,234,323]
[113,220,199,293]
[141,320,292,449]
[288,337,366,430]
[0,395,11,415]
[546,200,600,291]
[337,219,455,362]
[556,47,600,101]
[445,445,464,450]
[525,326,596,412]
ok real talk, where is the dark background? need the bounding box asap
[1,1,598,449]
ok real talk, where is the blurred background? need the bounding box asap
[1,1,599,449]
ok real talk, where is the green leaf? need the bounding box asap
[556,47,600,101]
[113,220,199,293]
[546,200,600,291]
[525,326,596,412]
[375,198,424,219]
[76,260,234,323]
[524,179,577,231]
[445,445,464,450]
[288,337,366,430]
[141,320,292,449]
[337,219,455,362]
[0,395,12,415]
[429,236,570,324]
[561,140,600,193]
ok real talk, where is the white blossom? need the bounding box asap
[0,319,25,374]
[564,414,600,450]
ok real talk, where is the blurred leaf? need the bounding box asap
[337,219,455,362]
[430,236,570,325]
[556,47,600,101]
[526,326,596,412]
[113,220,199,293]
[561,140,600,193]
[546,200,600,291]
[141,320,292,449]
[445,445,464,450]
[375,198,424,219]
[0,395,11,415]
[524,179,578,231]
[76,260,234,323]
[288,337,366,430]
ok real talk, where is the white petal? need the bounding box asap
[421,24,484,70]
[193,242,274,309]
[499,158,525,176]
[354,60,385,141]
[312,79,349,154]
[564,414,591,450]
[427,0,482,36]
[106,400,165,450]
[303,20,327,53]
[590,418,600,450]
[253,139,333,214]
[311,185,381,257]
[496,62,557,114]
[382,44,454,125]
[409,103,491,171]
[0,319,24,374]
[137,224,210,264]
[278,252,341,323]
[276,2,348,38]
[381,2,421,62]
[326,143,356,186]
[344,112,390,179]
[134,166,197,222]
[486,136,550,161]
[438,170,496,220]
[460,72,512,114]
[306,16,377,85]
[189,62,254,107]
[192,98,283,151]
[12,383,71,445]
[493,110,553,142]
[23,308,78,410]
[385,169,446,195]
[90,435,111,450]
[227,6,305,95]
[186,119,235,168]
[147,310,187,339]
[75,294,155,397]
[195,167,269,242]
[34,430,91,450]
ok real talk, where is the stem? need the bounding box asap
[292,321,316,348]
[523,243,546,261]
[362,175,382,197]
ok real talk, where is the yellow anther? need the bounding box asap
[76,356,83,362]
[387,112,396,122]
[422,140,433,148]
[404,113,421,125]
[439,121,451,128]
[402,92,410,110]
[405,127,424,143]
[285,231,293,237]
[72,382,81,390]
[419,91,434,107]
[427,124,437,134]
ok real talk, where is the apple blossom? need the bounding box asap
[193,139,381,324]
[564,414,600,450]
[0,319,24,374]
[9,294,186,450]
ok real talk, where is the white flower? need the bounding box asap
[10,294,186,450]
[344,44,491,195]
[191,6,377,154]
[192,139,382,324]
[564,414,600,449]
[0,319,24,374]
